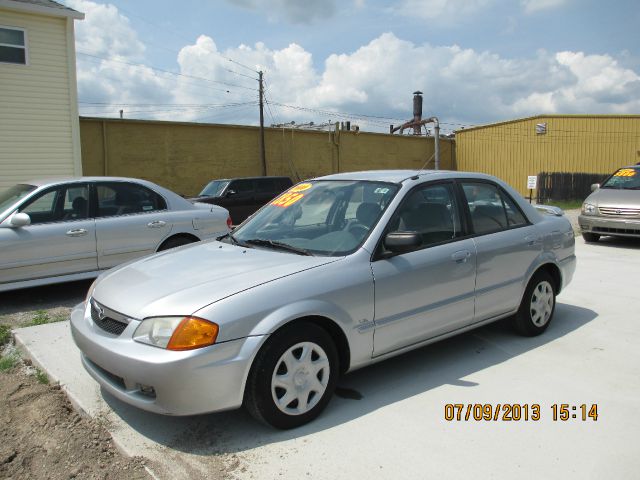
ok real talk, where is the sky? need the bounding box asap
[62,0,640,133]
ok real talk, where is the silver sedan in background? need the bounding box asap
[0,177,231,292]
[71,170,575,429]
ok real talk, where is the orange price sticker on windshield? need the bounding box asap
[271,192,304,207]
[289,183,313,193]
[614,169,636,177]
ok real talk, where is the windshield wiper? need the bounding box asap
[243,238,313,256]
[217,232,248,247]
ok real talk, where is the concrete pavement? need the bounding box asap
[15,237,640,479]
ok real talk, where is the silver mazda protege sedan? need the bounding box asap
[71,170,576,429]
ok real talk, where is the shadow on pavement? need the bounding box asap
[101,301,597,455]
[585,236,640,250]
[0,280,92,316]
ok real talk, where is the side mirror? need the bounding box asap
[9,212,31,228]
[590,183,600,192]
[226,189,237,197]
[384,231,421,254]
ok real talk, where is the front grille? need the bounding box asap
[598,206,640,217]
[594,226,640,235]
[90,301,128,336]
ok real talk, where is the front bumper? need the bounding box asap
[70,301,265,415]
[578,214,640,238]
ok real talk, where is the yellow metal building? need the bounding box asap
[455,115,640,196]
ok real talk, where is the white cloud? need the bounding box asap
[71,4,640,130]
[521,0,568,14]
[66,0,145,60]
[226,0,336,24]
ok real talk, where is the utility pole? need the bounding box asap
[258,70,267,176]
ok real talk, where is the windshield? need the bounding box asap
[230,180,399,256]
[199,180,229,197]
[0,184,36,212]
[601,168,640,189]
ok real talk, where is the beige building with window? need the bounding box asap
[0,0,83,189]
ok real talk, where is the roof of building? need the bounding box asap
[0,0,84,19]
[455,114,640,134]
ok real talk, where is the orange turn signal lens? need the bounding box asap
[166,317,219,351]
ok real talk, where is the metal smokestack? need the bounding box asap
[413,91,423,123]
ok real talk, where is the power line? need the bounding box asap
[77,51,258,92]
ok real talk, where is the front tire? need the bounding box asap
[582,232,600,243]
[244,322,339,429]
[512,271,556,336]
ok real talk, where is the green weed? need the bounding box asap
[0,325,10,346]
[0,353,19,371]
[35,368,49,384]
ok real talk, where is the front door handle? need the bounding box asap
[66,228,88,237]
[451,250,471,263]
[147,220,166,228]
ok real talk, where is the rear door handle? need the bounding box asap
[147,220,166,228]
[451,250,471,263]
[66,228,88,237]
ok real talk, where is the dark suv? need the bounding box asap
[191,176,293,224]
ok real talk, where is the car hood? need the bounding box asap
[588,188,640,208]
[91,241,340,320]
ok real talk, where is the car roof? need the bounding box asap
[211,176,291,182]
[21,177,160,188]
[314,170,490,183]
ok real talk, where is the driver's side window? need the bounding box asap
[392,183,462,248]
[20,185,90,224]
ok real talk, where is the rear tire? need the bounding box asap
[581,232,600,243]
[244,322,339,429]
[158,236,196,251]
[512,271,556,337]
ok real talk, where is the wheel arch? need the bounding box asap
[156,232,200,251]
[536,262,562,294]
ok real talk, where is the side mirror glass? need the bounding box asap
[591,183,600,192]
[226,189,237,197]
[9,212,31,228]
[384,231,421,254]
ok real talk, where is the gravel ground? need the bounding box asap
[0,343,150,480]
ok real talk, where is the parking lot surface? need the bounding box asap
[14,237,640,479]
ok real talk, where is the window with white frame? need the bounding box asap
[0,26,27,65]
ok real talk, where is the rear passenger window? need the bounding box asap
[229,179,253,194]
[96,183,166,217]
[256,179,277,193]
[462,182,527,234]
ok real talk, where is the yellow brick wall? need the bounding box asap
[80,118,456,196]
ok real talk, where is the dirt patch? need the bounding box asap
[0,347,150,480]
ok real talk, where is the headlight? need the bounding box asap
[133,316,219,351]
[582,203,597,215]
